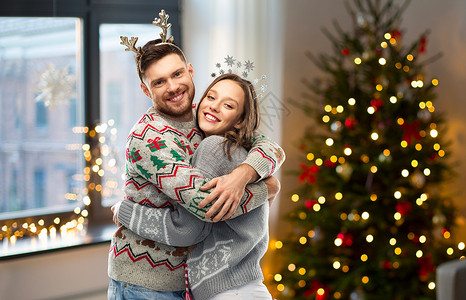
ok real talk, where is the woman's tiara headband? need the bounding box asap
[211,55,268,100]
[119,9,184,62]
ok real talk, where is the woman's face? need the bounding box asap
[197,79,245,137]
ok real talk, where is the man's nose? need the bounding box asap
[166,79,178,93]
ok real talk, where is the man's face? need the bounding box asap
[141,53,195,121]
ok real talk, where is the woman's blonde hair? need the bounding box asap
[198,73,261,159]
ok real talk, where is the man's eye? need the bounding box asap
[174,72,181,77]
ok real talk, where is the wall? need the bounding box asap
[277,0,466,244]
[0,244,109,300]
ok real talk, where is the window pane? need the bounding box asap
[0,17,84,217]
[99,24,161,207]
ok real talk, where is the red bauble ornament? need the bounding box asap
[370,99,384,111]
[401,120,422,145]
[345,118,358,129]
[396,201,412,216]
[419,36,427,53]
[304,199,318,210]
[299,163,319,184]
[304,279,329,300]
[341,48,350,56]
[382,260,392,270]
[418,254,435,280]
[324,159,337,168]
[390,29,402,40]
[337,232,353,246]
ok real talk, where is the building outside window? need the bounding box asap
[0,1,181,257]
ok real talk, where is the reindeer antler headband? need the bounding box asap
[119,9,185,76]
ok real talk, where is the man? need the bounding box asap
[108,13,284,300]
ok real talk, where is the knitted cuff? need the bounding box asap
[118,200,136,228]
[242,150,273,181]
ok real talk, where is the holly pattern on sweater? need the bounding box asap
[109,106,284,292]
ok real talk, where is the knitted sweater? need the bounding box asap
[108,106,285,292]
[118,135,277,300]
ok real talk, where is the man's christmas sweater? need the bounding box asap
[108,106,285,292]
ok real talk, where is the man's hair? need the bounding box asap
[136,39,187,82]
[199,73,261,159]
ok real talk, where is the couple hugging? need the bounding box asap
[108,10,285,300]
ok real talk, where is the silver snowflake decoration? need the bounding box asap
[35,64,76,109]
[244,60,254,72]
[224,55,235,67]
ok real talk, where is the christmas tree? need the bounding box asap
[275,1,464,299]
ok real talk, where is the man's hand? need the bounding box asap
[199,164,259,222]
[111,200,123,226]
[264,176,281,206]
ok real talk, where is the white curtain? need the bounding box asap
[182,0,284,228]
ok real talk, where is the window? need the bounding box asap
[0,0,181,256]
[99,23,161,207]
[0,17,83,217]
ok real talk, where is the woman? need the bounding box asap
[117,73,283,300]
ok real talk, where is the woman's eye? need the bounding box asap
[225,103,233,109]
[207,95,215,100]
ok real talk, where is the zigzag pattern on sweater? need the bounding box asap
[109,242,185,271]
[239,187,254,214]
[128,121,202,144]
[250,148,276,177]
[125,179,153,191]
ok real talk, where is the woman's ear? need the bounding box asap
[234,121,242,130]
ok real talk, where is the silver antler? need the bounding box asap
[153,9,174,43]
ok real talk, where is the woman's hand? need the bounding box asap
[111,200,123,226]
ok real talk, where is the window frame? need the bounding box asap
[0,0,181,239]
